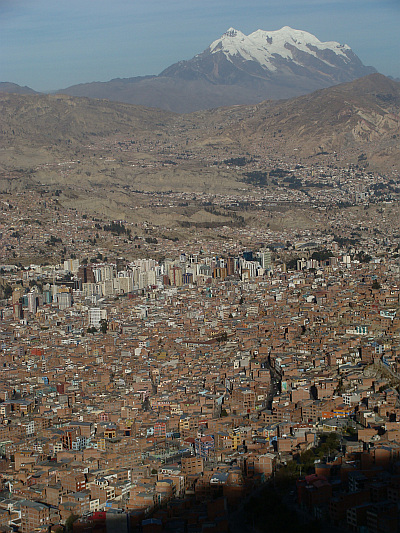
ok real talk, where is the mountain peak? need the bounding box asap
[0,82,38,95]
[209,26,354,67]
[59,27,379,113]
[223,28,241,37]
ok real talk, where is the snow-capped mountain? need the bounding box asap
[59,26,377,113]
[161,26,376,87]
[209,27,352,70]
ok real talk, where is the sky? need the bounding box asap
[1,0,399,92]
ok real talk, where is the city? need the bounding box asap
[1,3,400,531]
[0,183,399,532]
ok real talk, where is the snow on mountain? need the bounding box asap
[208,26,352,71]
[60,27,378,113]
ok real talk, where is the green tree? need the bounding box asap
[100,319,108,334]
[286,257,299,270]
[299,449,316,472]
[3,284,13,298]
[65,513,79,532]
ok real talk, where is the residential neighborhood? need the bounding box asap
[0,202,400,532]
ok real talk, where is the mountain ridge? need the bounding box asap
[1,73,399,172]
[0,82,39,95]
[1,26,376,113]
[162,26,375,86]
[0,73,399,223]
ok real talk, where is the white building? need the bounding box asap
[88,307,107,328]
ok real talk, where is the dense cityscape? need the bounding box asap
[1,11,400,532]
[0,159,400,533]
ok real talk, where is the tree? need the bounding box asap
[286,257,299,270]
[317,432,340,460]
[100,318,108,334]
[311,249,332,262]
[355,252,372,263]
[299,449,316,472]
[3,284,12,298]
[65,513,79,532]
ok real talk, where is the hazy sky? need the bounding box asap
[1,0,399,91]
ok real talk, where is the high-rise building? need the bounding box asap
[27,291,37,314]
[227,257,235,276]
[169,266,183,287]
[259,250,272,269]
[63,258,79,273]
[56,290,72,310]
[77,265,95,284]
[13,302,22,320]
[88,307,107,328]
[12,286,24,304]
